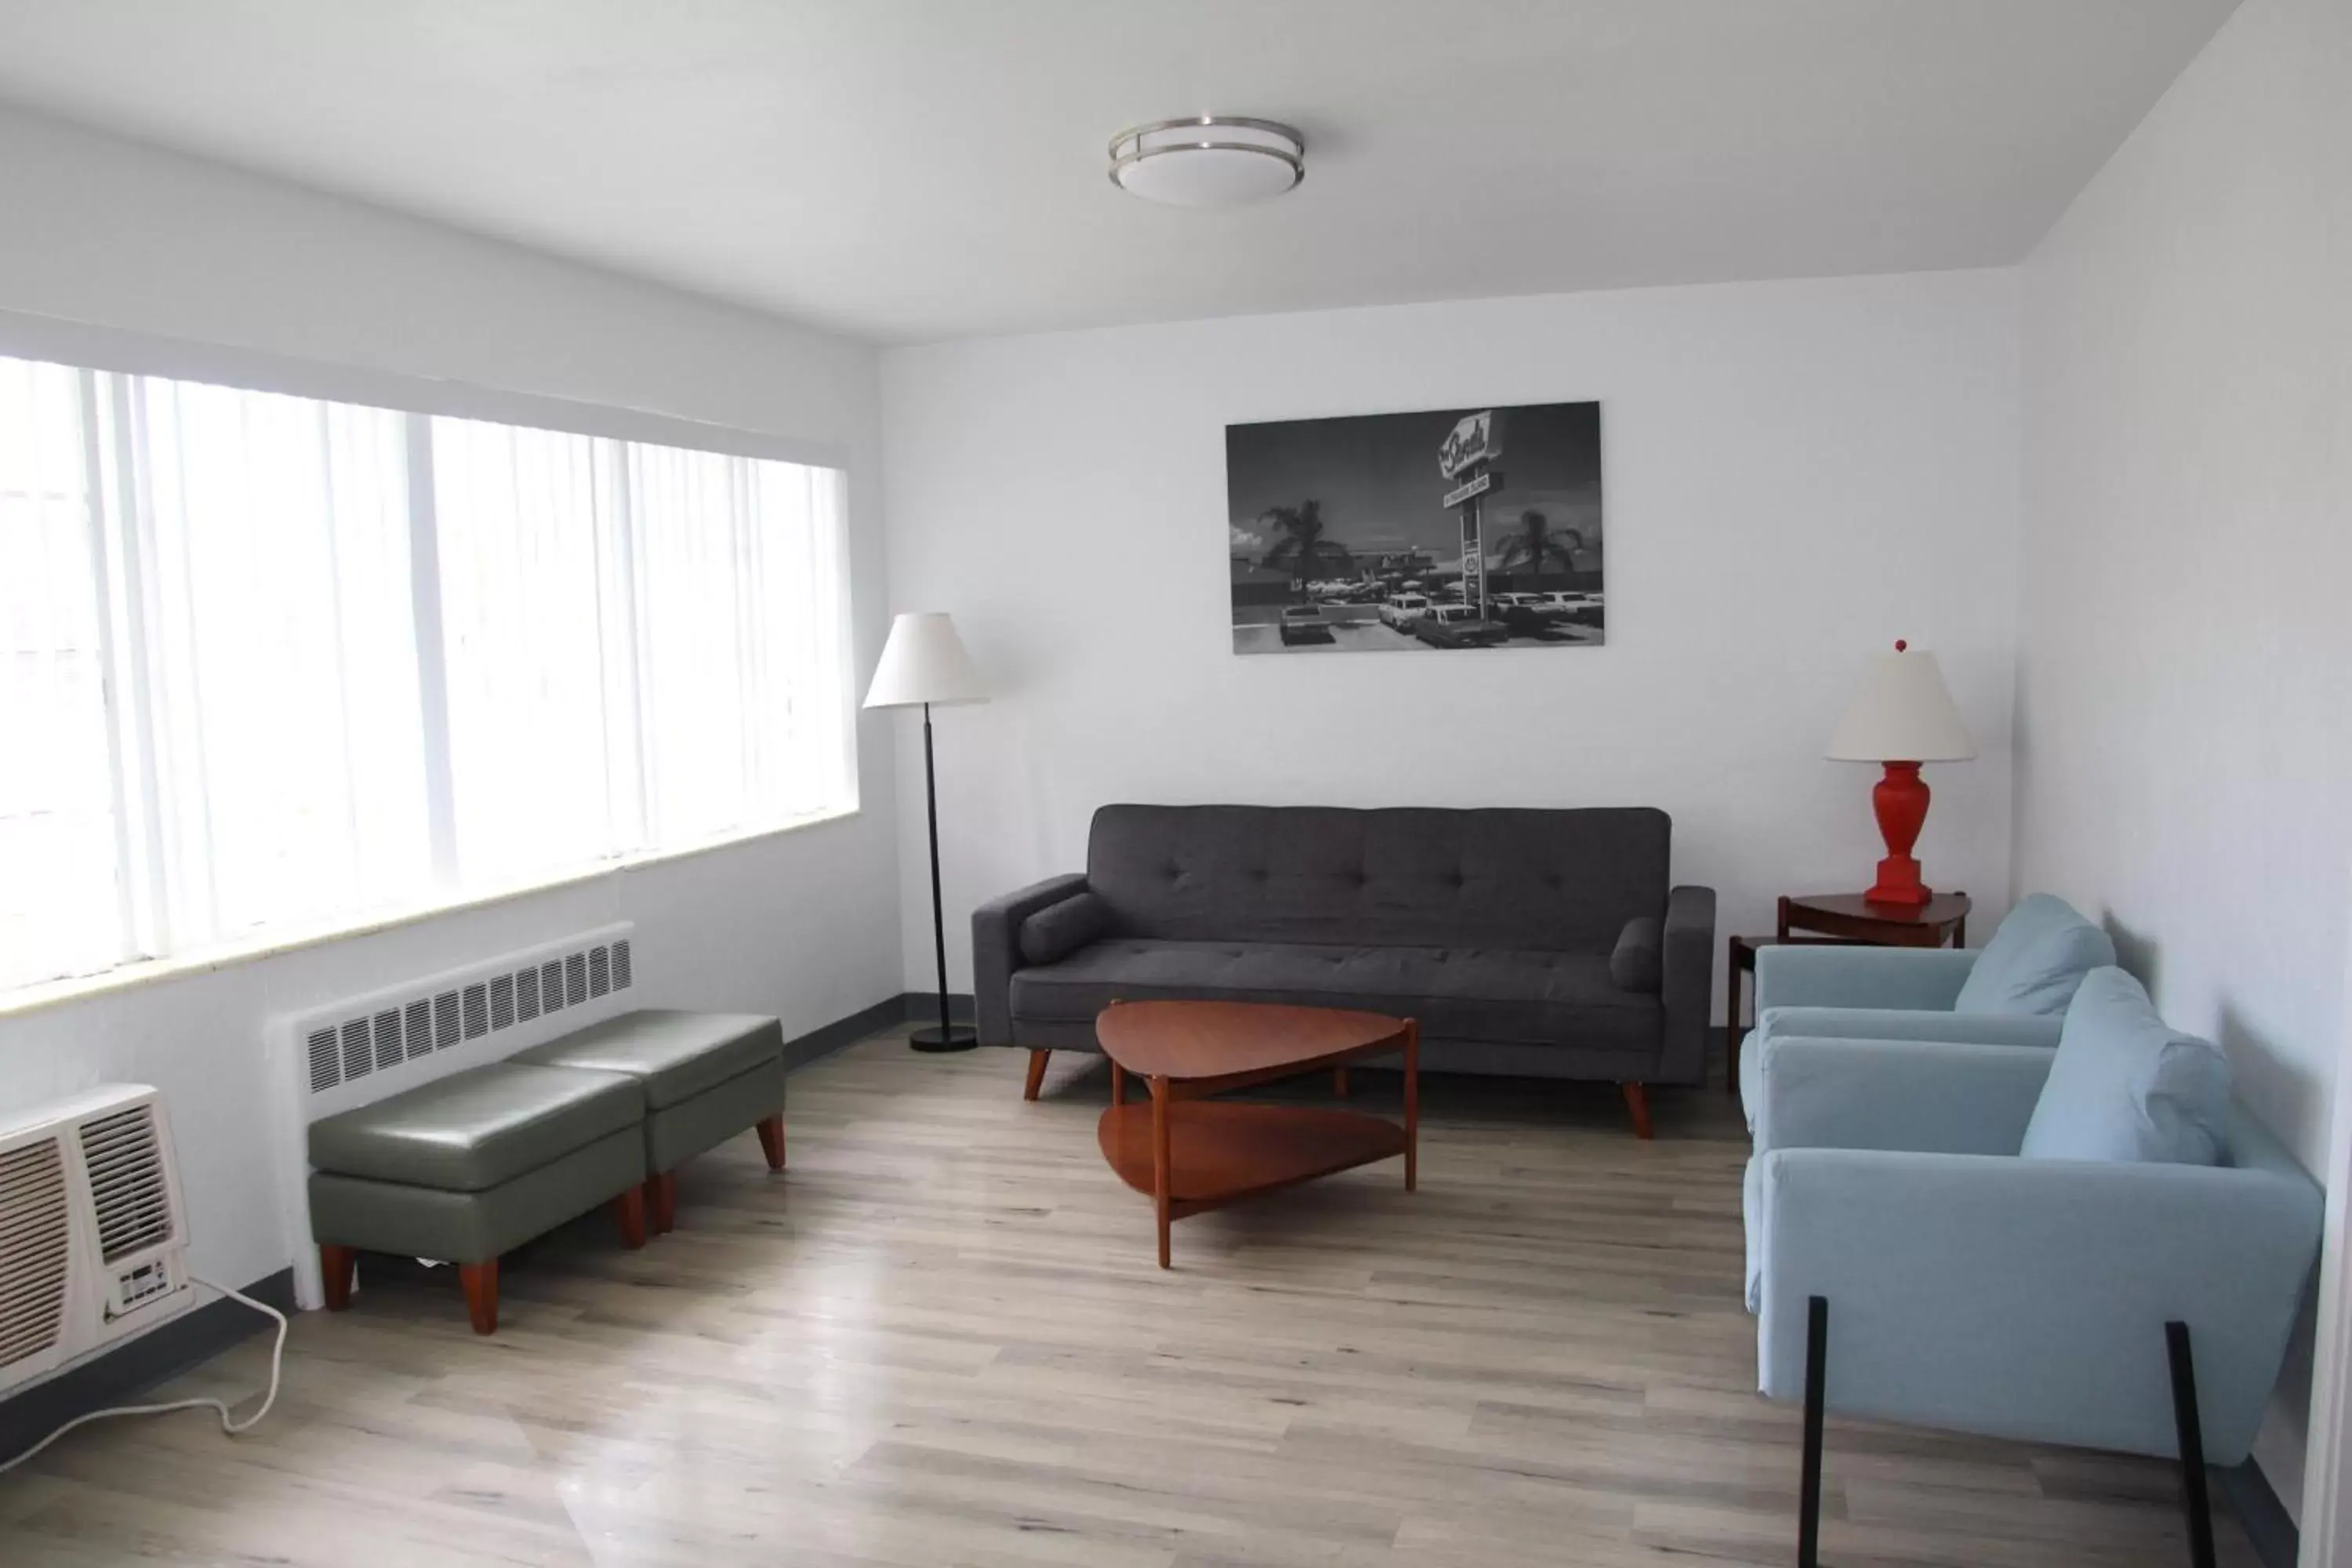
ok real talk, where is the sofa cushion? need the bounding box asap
[1008,938,1660,1053]
[510,1010,782,1110]
[307,1062,644,1192]
[1019,891,1111,965]
[1084,804,1669,952]
[2020,967,2230,1165]
[1952,894,2116,1016]
[1610,916,1663,993]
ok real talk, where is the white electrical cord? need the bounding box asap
[0,1273,288,1475]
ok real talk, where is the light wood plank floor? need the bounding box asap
[0,1036,2258,1566]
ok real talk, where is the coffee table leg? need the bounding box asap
[1110,1061,1124,1106]
[1403,1019,1420,1192]
[1152,1075,1171,1269]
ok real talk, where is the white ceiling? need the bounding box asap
[0,1,2235,343]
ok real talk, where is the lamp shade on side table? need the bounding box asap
[1825,641,1974,908]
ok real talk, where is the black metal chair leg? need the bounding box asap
[2165,1321,2219,1568]
[1799,1294,1828,1568]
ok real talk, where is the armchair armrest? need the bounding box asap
[1655,884,1716,1083]
[1751,1036,2053,1155]
[970,873,1090,1047]
[1755,1146,2321,1464]
[1758,1007,2061,1052]
[1754,944,1977,1013]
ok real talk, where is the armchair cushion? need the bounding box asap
[2020,967,2231,1165]
[1019,890,1111,965]
[1951,894,2116,1016]
[1609,916,1662,993]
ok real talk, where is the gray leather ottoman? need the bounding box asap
[308,1062,648,1334]
[510,1010,786,1234]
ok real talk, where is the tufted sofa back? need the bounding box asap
[1085,804,1669,953]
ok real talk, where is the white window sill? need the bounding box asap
[0,804,861,1023]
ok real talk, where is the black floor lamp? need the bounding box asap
[862,612,989,1051]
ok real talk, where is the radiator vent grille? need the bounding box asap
[0,1141,71,1370]
[79,1105,176,1263]
[299,934,635,1097]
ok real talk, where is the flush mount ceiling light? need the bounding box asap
[1108,116,1305,209]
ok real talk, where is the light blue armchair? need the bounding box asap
[1739,893,2117,1123]
[1744,1028,2321,1566]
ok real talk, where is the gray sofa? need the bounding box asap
[971,804,1715,1136]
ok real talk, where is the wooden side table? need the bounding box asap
[1723,891,1971,1093]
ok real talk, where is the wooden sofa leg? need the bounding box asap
[1621,1082,1653,1141]
[646,1171,677,1234]
[612,1185,648,1249]
[1023,1048,1051,1102]
[319,1244,356,1311]
[459,1259,499,1335]
[756,1113,786,1171]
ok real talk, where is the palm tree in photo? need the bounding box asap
[1493,510,1584,587]
[1258,499,1349,601]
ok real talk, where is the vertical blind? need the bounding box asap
[0,354,855,994]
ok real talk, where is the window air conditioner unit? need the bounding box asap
[0,1085,194,1398]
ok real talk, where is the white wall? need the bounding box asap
[0,105,903,1293]
[2013,0,2352,1522]
[880,270,2024,1000]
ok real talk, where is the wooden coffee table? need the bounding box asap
[1094,1000,1418,1269]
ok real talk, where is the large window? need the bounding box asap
[0,354,854,994]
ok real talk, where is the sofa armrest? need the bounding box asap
[970,873,1091,1046]
[1752,1036,2053,1155]
[1753,944,1978,1014]
[1755,1147,2321,1464]
[1654,884,1716,1084]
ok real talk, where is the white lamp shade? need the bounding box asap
[863,612,989,709]
[1825,645,1975,762]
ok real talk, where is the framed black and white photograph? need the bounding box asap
[1227,401,1603,654]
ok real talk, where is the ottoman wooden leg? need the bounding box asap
[319,1244,356,1311]
[756,1113,786,1171]
[459,1259,499,1335]
[646,1171,677,1234]
[612,1185,648,1249]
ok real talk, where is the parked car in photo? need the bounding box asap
[1537,590,1605,626]
[1490,602,1573,641]
[1488,592,1544,615]
[1278,604,1335,645]
[1411,604,1509,648]
[1378,593,1432,629]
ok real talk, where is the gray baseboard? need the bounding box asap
[0,1267,295,1467]
[781,992,973,1071]
[891,990,976,1029]
[2220,1460,2298,1568]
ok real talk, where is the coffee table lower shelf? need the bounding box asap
[1097,1101,1411,1261]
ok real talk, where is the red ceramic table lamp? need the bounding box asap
[1825,641,1976,907]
